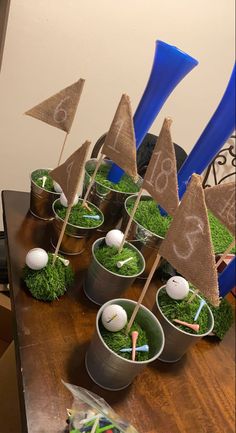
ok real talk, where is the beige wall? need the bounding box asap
[0,0,235,227]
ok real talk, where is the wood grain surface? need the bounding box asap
[2,190,235,433]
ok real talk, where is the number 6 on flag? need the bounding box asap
[25,79,85,164]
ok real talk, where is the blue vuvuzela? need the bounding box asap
[108,40,198,183]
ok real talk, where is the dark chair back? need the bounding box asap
[0,232,8,284]
[91,132,188,177]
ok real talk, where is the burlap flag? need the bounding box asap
[50,141,90,206]
[159,174,220,306]
[204,182,236,236]
[142,118,179,216]
[25,79,85,133]
[102,94,138,180]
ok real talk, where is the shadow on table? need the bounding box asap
[65,341,132,406]
[149,354,187,375]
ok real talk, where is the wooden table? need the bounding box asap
[2,190,235,433]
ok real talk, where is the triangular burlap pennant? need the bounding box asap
[142,118,179,216]
[25,79,85,133]
[50,141,90,206]
[102,94,138,180]
[159,174,220,306]
[204,182,236,236]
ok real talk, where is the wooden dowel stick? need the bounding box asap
[82,154,104,206]
[54,143,89,265]
[126,252,162,334]
[57,132,69,166]
[187,289,199,304]
[118,188,143,253]
[216,239,235,269]
[52,203,72,265]
[90,415,100,433]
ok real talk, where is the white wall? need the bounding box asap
[0,0,235,226]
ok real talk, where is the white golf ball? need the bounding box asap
[60,192,79,208]
[101,304,127,332]
[53,181,62,193]
[166,276,189,300]
[105,229,124,249]
[25,248,48,270]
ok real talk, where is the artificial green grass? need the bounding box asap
[23,253,74,301]
[32,169,55,192]
[127,197,235,253]
[55,201,103,228]
[127,198,172,238]
[100,321,149,361]
[208,211,235,254]
[94,244,142,276]
[87,163,139,193]
[158,288,210,335]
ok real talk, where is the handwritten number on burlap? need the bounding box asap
[146,150,174,193]
[173,215,204,260]
[53,97,70,124]
[218,186,235,226]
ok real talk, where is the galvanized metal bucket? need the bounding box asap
[85,298,165,390]
[121,194,164,278]
[83,237,145,305]
[82,159,142,232]
[51,199,104,255]
[30,169,60,220]
[154,286,214,363]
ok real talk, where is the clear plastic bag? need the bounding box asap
[63,381,140,433]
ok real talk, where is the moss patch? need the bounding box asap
[127,198,172,238]
[55,200,103,228]
[208,298,234,340]
[100,321,149,361]
[94,244,142,276]
[158,288,210,334]
[23,253,74,301]
[31,169,55,192]
[208,211,235,254]
[87,163,139,193]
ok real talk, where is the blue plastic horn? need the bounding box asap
[178,64,236,198]
[108,40,198,183]
[218,256,236,298]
